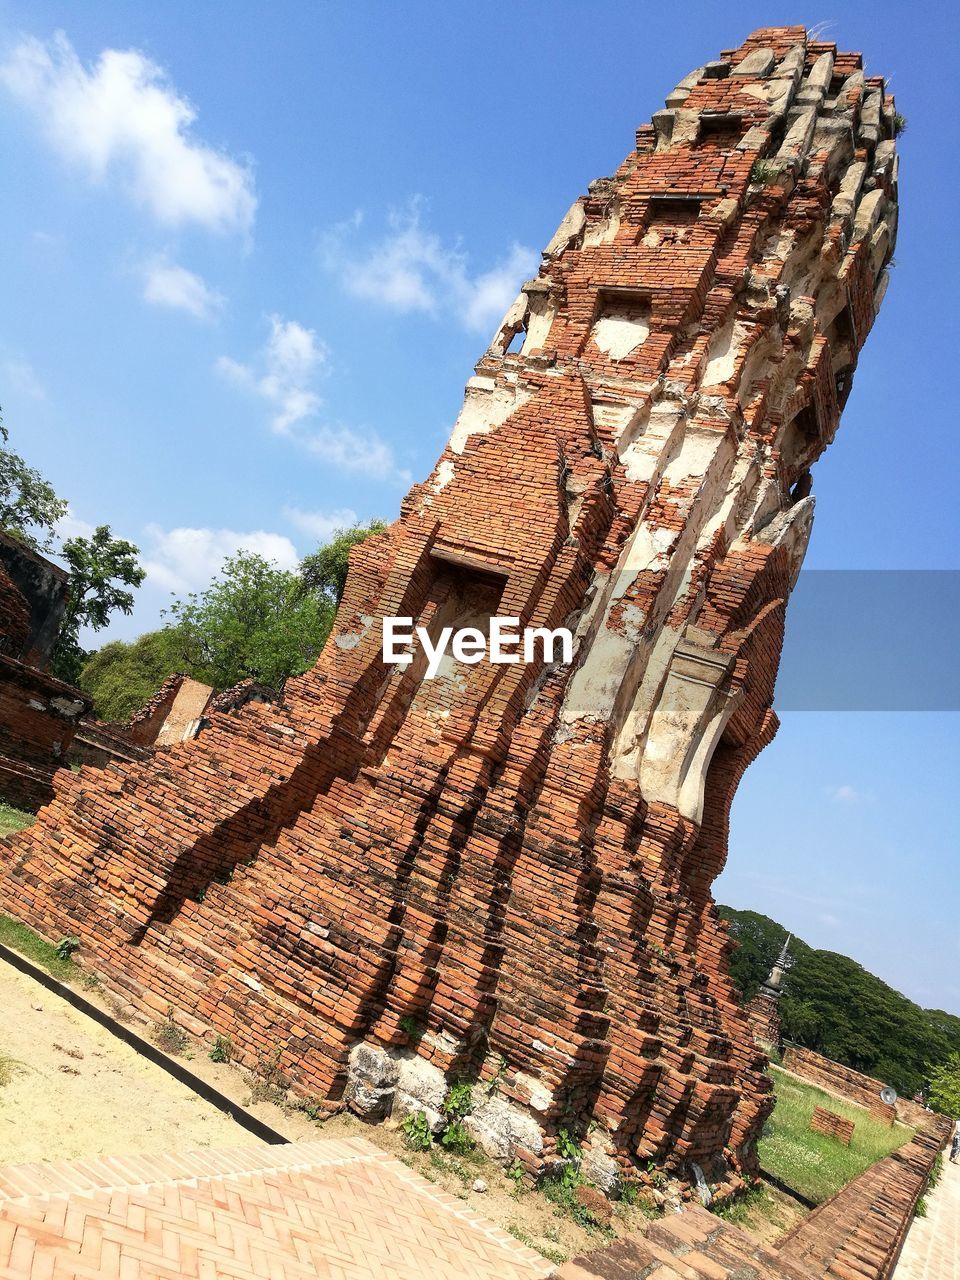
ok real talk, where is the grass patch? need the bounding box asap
[0,914,83,983]
[760,1065,912,1204]
[0,804,35,840]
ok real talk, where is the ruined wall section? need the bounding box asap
[0,28,899,1194]
[0,534,89,808]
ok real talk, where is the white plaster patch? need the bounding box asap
[592,311,650,360]
[432,459,456,492]
[520,292,557,354]
[448,382,532,455]
[514,1071,554,1113]
[661,429,723,486]
[582,201,621,247]
[701,319,748,388]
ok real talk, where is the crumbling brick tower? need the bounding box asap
[0,28,898,1192]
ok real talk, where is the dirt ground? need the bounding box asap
[0,963,254,1164]
[717,1181,808,1248]
[0,962,654,1266]
[0,956,808,1268]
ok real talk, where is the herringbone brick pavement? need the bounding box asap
[0,1136,552,1279]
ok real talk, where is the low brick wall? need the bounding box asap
[896,1095,938,1130]
[810,1106,854,1145]
[782,1043,894,1116]
[776,1118,950,1278]
[560,1118,951,1280]
[0,656,89,809]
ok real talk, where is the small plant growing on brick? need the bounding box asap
[439,1121,474,1155]
[398,1014,423,1041]
[553,1128,583,1190]
[55,936,80,961]
[441,1081,473,1122]
[893,112,907,136]
[213,866,234,885]
[507,1159,526,1196]
[750,159,784,187]
[401,1109,433,1151]
[209,1034,233,1063]
[250,1045,287,1105]
[153,1010,190,1056]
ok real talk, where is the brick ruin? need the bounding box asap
[0,531,90,808]
[809,1105,855,1145]
[69,673,218,769]
[0,28,899,1195]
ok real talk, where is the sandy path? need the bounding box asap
[0,963,257,1164]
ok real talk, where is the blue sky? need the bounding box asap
[1,2,956,1010]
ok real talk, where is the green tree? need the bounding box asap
[164,551,334,691]
[719,907,795,1001]
[928,1052,960,1116]
[299,521,386,606]
[0,419,68,551]
[51,526,145,684]
[78,629,185,722]
[720,905,960,1098]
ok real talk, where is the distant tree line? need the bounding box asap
[0,410,385,706]
[81,522,386,720]
[720,905,960,1103]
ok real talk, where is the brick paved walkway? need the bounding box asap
[893,1146,960,1280]
[0,1136,552,1278]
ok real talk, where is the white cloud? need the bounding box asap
[217,314,327,433]
[218,316,405,481]
[1,32,256,234]
[1,356,46,401]
[817,913,842,928]
[303,426,405,481]
[55,508,96,542]
[324,198,537,333]
[824,784,865,804]
[283,506,359,541]
[142,258,224,320]
[142,524,300,595]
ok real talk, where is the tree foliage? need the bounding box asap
[928,1053,960,1117]
[720,906,960,1099]
[299,521,387,605]
[50,526,146,685]
[78,630,185,722]
[79,524,386,717]
[0,419,68,551]
[163,551,335,692]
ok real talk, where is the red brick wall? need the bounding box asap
[777,1119,950,1279]
[810,1105,854,1145]
[0,656,89,810]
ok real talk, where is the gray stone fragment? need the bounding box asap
[464,1095,544,1163]
[395,1053,448,1116]
[581,1135,622,1198]
[734,48,775,78]
[345,1043,399,1120]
